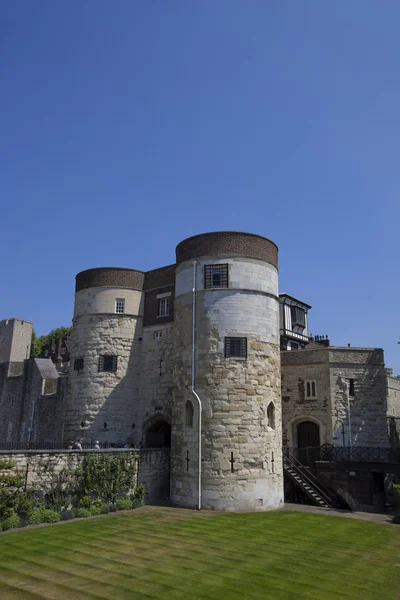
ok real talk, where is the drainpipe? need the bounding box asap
[190,260,202,511]
[347,386,352,457]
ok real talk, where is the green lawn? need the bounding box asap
[0,508,399,600]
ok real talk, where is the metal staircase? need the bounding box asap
[283,454,334,509]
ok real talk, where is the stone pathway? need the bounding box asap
[282,502,397,525]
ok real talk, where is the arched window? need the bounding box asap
[267,402,275,430]
[185,400,194,428]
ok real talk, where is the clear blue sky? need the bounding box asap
[1,1,399,371]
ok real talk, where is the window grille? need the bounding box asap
[204,264,229,289]
[115,299,125,314]
[224,337,247,359]
[98,355,118,373]
[74,358,84,372]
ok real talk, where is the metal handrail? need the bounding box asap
[286,453,336,503]
[283,454,333,507]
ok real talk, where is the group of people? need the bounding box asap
[66,440,141,450]
[67,439,101,450]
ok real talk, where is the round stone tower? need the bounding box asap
[171,232,283,511]
[65,267,145,445]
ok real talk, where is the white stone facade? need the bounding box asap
[171,256,283,511]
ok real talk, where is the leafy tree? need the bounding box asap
[30,326,72,358]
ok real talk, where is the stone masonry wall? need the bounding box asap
[172,255,283,511]
[387,375,400,445]
[67,313,142,445]
[281,349,332,447]
[0,448,170,504]
[281,347,389,449]
[139,323,174,442]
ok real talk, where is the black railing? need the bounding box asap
[0,441,135,452]
[284,445,400,466]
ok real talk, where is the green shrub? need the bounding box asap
[44,485,68,512]
[28,508,61,525]
[79,495,91,509]
[116,498,133,511]
[133,484,146,505]
[16,492,35,519]
[2,512,21,530]
[76,508,91,518]
[89,505,101,516]
[92,498,103,509]
[100,503,109,514]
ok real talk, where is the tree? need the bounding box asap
[30,326,72,358]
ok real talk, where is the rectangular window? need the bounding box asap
[154,330,163,339]
[305,380,317,399]
[7,421,13,443]
[74,358,84,372]
[224,337,247,359]
[158,297,170,317]
[98,355,118,373]
[290,306,306,327]
[115,298,125,314]
[348,379,355,397]
[60,346,66,355]
[204,264,229,289]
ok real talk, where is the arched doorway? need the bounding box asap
[297,421,320,449]
[144,418,171,448]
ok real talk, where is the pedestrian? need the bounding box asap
[72,439,82,450]
[93,440,101,450]
[67,441,73,450]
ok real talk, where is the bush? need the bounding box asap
[76,508,91,518]
[2,512,21,530]
[28,509,61,525]
[100,503,109,514]
[44,485,69,512]
[116,498,133,511]
[92,498,103,509]
[89,505,101,516]
[133,484,146,505]
[79,495,91,509]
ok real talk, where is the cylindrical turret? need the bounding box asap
[65,267,145,445]
[171,232,283,511]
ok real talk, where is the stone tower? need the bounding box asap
[0,318,32,364]
[66,268,145,444]
[171,232,283,511]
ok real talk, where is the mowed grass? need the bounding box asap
[0,508,399,600]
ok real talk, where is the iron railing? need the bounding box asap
[0,441,134,452]
[283,445,400,467]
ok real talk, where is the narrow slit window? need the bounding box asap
[267,402,275,430]
[185,400,194,428]
[305,380,317,399]
[348,379,355,397]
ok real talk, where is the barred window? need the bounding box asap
[158,297,170,317]
[204,264,229,289]
[224,337,247,359]
[74,358,84,372]
[115,298,125,314]
[98,355,118,373]
[154,330,163,339]
[290,306,306,327]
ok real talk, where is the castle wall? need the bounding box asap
[387,375,400,445]
[139,323,174,440]
[0,319,32,364]
[0,448,170,504]
[281,347,389,449]
[171,233,283,512]
[281,349,332,447]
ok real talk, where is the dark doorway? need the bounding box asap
[144,419,171,448]
[297,421,320,449]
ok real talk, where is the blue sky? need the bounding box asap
[1,1,399,371]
